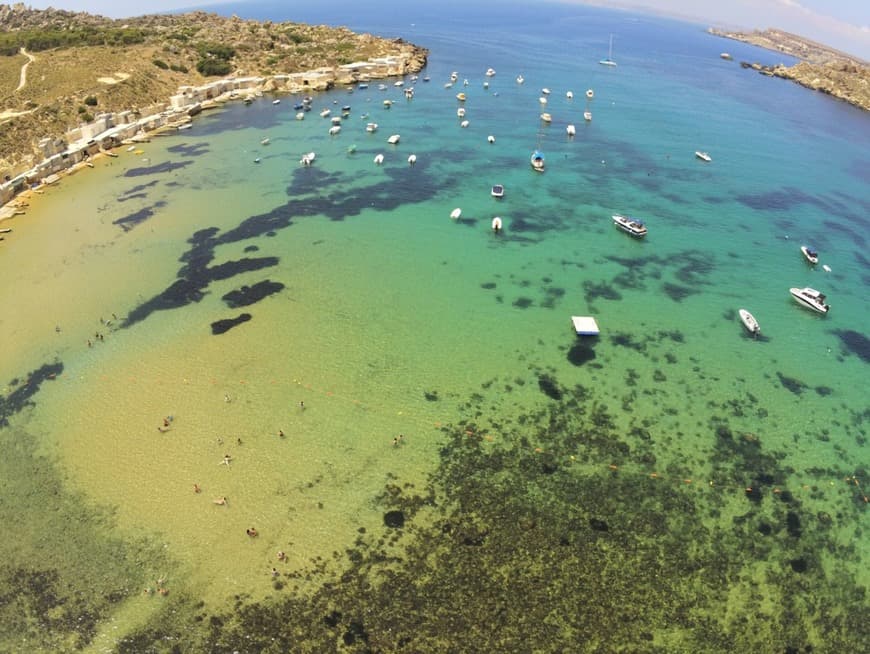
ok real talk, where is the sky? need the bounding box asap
[15,0,870,60]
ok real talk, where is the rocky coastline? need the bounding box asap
[0,4,428,200]
[708,28,869,112]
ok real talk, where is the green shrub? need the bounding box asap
[169,63,189,73]
[152,59,169,70]
[84,95,98,106]
[196,58,232,76]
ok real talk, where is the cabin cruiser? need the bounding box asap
[789,287,829,314]
[612,214,647,238]
[530,150,545,172]
[491,184,505,198]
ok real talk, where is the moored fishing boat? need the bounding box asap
[738,309,760,336]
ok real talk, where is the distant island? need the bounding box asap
[0,4,427,175]
[709,28,869,112]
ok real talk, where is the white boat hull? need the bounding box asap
[738,309,760,335]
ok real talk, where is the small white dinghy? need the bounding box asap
[373,153,385,165]
[407,154,417,165]
[450,208,462,220]
[491,216,503,232]
[566,124,576,136]
[487,135,496,143]
[300,152,316,166]
[738,309,760,336]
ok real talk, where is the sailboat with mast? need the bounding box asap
[599,34,617,67]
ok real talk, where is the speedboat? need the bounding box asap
[491,184,505,198]
[457,107,466,117]
[300,152,316,166]
[583,111,592,121]
[491,216,503,232]
[320,108,331,117]
[800,245,819,265]
[366,122,378,133]
[566,124,576,136]
[790,287,829,314]
[486,68,496,77]
[387,134,400,144]
[695,151,712,162]
[586,88,594,99]
[530,150,545,172]
[456,92,467,101]
[612,214,647,238]
[260,137,270,145]
[540,113,552,123]
[738,309,760,336]
[516,75,524,84]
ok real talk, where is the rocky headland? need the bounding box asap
[708,28,869,112]
[0,3,428,175]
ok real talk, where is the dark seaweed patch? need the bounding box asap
[384,511,405,529]
[662,282,696,302]
[777,372,807,395]
[513,297,534,309]
[537,374,563,400]
[0,362,63,428]
[480,282,497,290]
[583,280,622,302]
[112,201,166,231]
[243,245,259,253]
[167,142,210,157]
[221,280,284,308]
[832,329,870,364]
[211,313,252,334]
[124,160,193,177]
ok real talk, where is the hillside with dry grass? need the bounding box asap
[0,4,427,174]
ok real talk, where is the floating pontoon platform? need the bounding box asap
[571,316,600,336]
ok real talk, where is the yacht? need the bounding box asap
[790,287,829,314]
[491,184,505,198]
[695,151,712,162]
[738,309,760,336]
[612,214,647,238]
[530,150,545,172]
[801,245,819,265]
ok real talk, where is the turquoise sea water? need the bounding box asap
[1,1,868,650]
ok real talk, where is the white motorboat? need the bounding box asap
[408,154,417,165]
[450,208,462,220]
[387,134,400,144]
[393,80,404,87]
[491,184,505,198]
[328,125,341,135]
[383,100,393,108]
[566,90,574,99]
[583,111,592,121]
[295,112,305,120]
[366,122,378,133]
[373,153,384,165]
[516,75,524,84]
[260,137,270,145]
[612,214,648,238]
[586,88,594,99]
[541,88,551,95]
[738,309,760,336]
[456,92,467,102]
[457,107,466,118]
[272,99,281,105]
[530,150,545,172]
[300,152,316,166]
[487,135,496,144]
[491,216,503,232]
[320,108,331,117]
[566,124,576,136]
[540,113,552,123]
[800,245,819,265]
[486,68,496,77]
[790,287,829,314]
[695,151,712,162]
[460,120,469,128]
